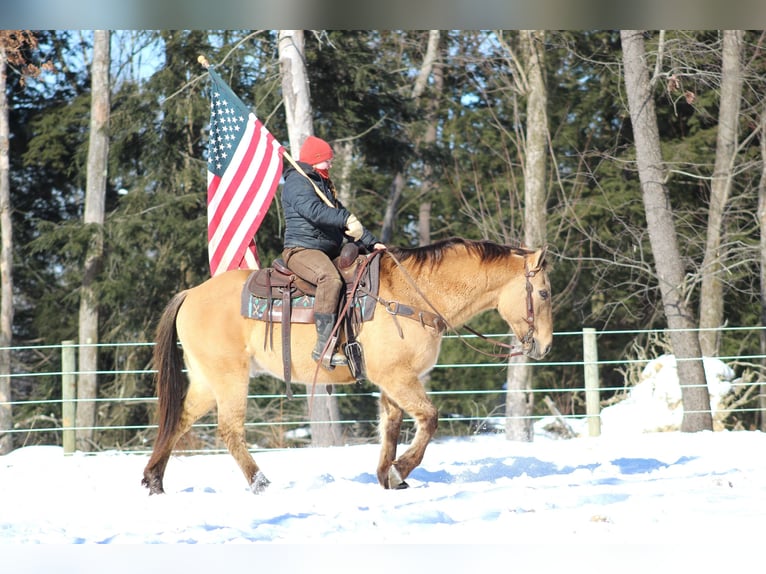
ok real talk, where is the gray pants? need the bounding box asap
[282,247,343,315]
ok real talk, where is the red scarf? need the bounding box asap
[315,167,330,180]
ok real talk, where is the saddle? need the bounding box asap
[240,243,381,392]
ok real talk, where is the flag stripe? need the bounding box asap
[208,120,282,273]
[205,69,284,277]
[208,116,272,239]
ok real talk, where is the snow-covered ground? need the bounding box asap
[2,355,764,572]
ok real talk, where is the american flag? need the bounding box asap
[206,68,284,276]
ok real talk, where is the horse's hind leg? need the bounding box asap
[376,381,438,489]
[215,378,270,494]
[142,382,216,494]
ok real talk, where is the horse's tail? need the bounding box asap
[151,290,189,454]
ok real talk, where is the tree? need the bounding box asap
[698,30,744,357]
[0,30,40,454]
[76,30,110,450]
[0,38,13,454]
[412,30,442,245]
[278,29,343,447]
[378,30,442,244]
[500,30,549,441]
[759,103,766,432]
[621,30,712,432]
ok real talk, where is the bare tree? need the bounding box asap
[77,30,110,450]
[413,30,442,246]
[278,29,343,447]
[0,31,40,454]
[758,103,766,432]
[621,30,712,432]
[506,30,548,442]
[698,30,744,357]
[0,40,12,454]
[381,30,441,245]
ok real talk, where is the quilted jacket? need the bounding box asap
[281,162,379,257]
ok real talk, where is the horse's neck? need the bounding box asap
[390,256,515,327]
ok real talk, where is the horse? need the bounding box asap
[141,237,553,494]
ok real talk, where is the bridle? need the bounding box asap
[384,250,541,360]
[460,259,538,358]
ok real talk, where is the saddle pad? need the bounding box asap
[239,251,381,324]
[242,293,316,324]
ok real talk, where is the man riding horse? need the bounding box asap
[280,136,386,368]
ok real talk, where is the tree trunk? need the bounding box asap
[758,104,766,432]
[506,30,548,442]
[278,30,313,156]
[334,139,354,205]
[621,30,712,432]
[416,31,442,247]
[381,172,405,243]
[412,30,444,245]
[382,31,442,246]
[77,30,110,451]
[0,45,12,454]
[698,30,744,357]
[279,29,343,447]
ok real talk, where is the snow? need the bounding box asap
[601,354,736,434]
[2,355,765,572]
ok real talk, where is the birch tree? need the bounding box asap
[77,30,110,450]
[621,30,712,432]
[278,29,343,447]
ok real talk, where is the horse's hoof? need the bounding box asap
[251,470,271,494]
[142,475,165,495]
[387,465,408,490]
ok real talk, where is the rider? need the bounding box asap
[281,135,386,367]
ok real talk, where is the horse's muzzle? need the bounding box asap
[524,338,552,360]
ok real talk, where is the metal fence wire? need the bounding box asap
[1,326,764,455]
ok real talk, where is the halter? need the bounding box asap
[384,251,540,360]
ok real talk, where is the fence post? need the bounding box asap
[61,340,76,455]
[582,328,601,437]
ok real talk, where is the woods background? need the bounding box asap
[1,30,765,454]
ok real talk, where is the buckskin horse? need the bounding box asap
[142,237,553,494]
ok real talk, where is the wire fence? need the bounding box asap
[1,326,765,455]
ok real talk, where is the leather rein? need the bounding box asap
[380,250,539,360]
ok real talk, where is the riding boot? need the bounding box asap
[311,313,347,367]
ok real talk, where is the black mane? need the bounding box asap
[386,237,532,269]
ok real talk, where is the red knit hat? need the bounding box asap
[299,136,333,165]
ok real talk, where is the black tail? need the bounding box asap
[149,291,188,456]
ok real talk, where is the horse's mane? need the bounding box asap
[385,237,534,270]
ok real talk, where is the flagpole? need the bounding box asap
[198,54,335,209]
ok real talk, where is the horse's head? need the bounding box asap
[498,247,553,360]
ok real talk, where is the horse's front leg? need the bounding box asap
[376,381,438,489]
[377,391,405,488]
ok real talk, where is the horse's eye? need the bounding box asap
[539,289,549,301]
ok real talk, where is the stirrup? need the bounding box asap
[311,349,348,369]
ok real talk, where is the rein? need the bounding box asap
[382,250,538,360]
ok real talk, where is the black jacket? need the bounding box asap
[281,162,379,257]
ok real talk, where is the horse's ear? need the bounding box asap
[530,246,547,271]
